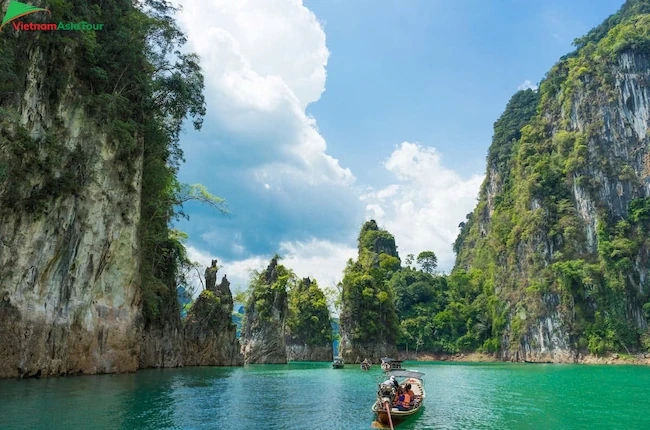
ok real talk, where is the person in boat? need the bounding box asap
[405,383,415,407]
[396,388,411,411]
[405,384,415,400]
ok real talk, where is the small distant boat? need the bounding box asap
[372,370,425,426]
[332,357,344,369]
[380,357,403,372]
[361,358,372,371]
[524,360,553,364]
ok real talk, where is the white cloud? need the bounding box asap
[186,239,356,298]
[176,0,353,188]
[518,80,539,91]
[277,239,357,288]
[186,246,268,297]
[361,142,483,272]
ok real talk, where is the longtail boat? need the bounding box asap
[372,370,425,426]
[380,357,403,372]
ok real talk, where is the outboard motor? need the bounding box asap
[377,383,396,405]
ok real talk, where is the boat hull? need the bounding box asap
[373,404,422,425]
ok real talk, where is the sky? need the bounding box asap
[172,0,625,294]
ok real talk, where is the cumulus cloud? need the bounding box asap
[517,80,539,91]
[176,0,352,186]
[360,142,483,272]
[173,0,363,261]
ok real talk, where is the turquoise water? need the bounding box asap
[1,362,650,429]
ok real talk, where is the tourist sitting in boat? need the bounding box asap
[396,388,411,411]
[405,383,415,405]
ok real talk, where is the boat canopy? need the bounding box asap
[386,370,425,380]
[380,357,403,363]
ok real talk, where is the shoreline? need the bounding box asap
[398,351,650,365]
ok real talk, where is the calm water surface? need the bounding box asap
[1,361,649,429]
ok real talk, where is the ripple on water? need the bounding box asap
[1,362,650,429]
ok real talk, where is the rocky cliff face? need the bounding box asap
[183,261,243,366]
[455,0,650,362]
[286,344,333,362]
[0,0,242,377]
[339,331,397,364]
[240,257,288,364]
[138,309,184,369]
[0,40,143,378]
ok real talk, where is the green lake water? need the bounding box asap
[1,361,649,429]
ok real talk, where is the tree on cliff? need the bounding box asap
[416,251,438,274]
[339,220,400,361]
[286,278,333,349]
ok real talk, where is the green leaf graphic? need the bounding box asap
[1,0,50,31]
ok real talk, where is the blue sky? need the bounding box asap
[173,0,625,292]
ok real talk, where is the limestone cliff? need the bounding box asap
[183,261,243,366]
[339,220,400,363]
[0,11,142,377]
[285,277,333,362]
[454,0,650,361]
[0,0,239,377]
[240,257,289,364]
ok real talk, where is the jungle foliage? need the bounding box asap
[286,278,333,347]
[340,220,401,347]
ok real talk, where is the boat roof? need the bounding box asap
[380,357,403,363]
[386,370,425,380]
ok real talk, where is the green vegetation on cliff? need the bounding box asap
[243,256,292,325]
[240,256,292,363]
[286,278,332,347]
[340,220,400,353]
[453,0,650,357]
[0,1,224,326]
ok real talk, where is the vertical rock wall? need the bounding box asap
[0,45,143,377]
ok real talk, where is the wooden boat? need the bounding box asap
[372,370,425,426]
[380,357,403,372]
[332,357,344,369]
